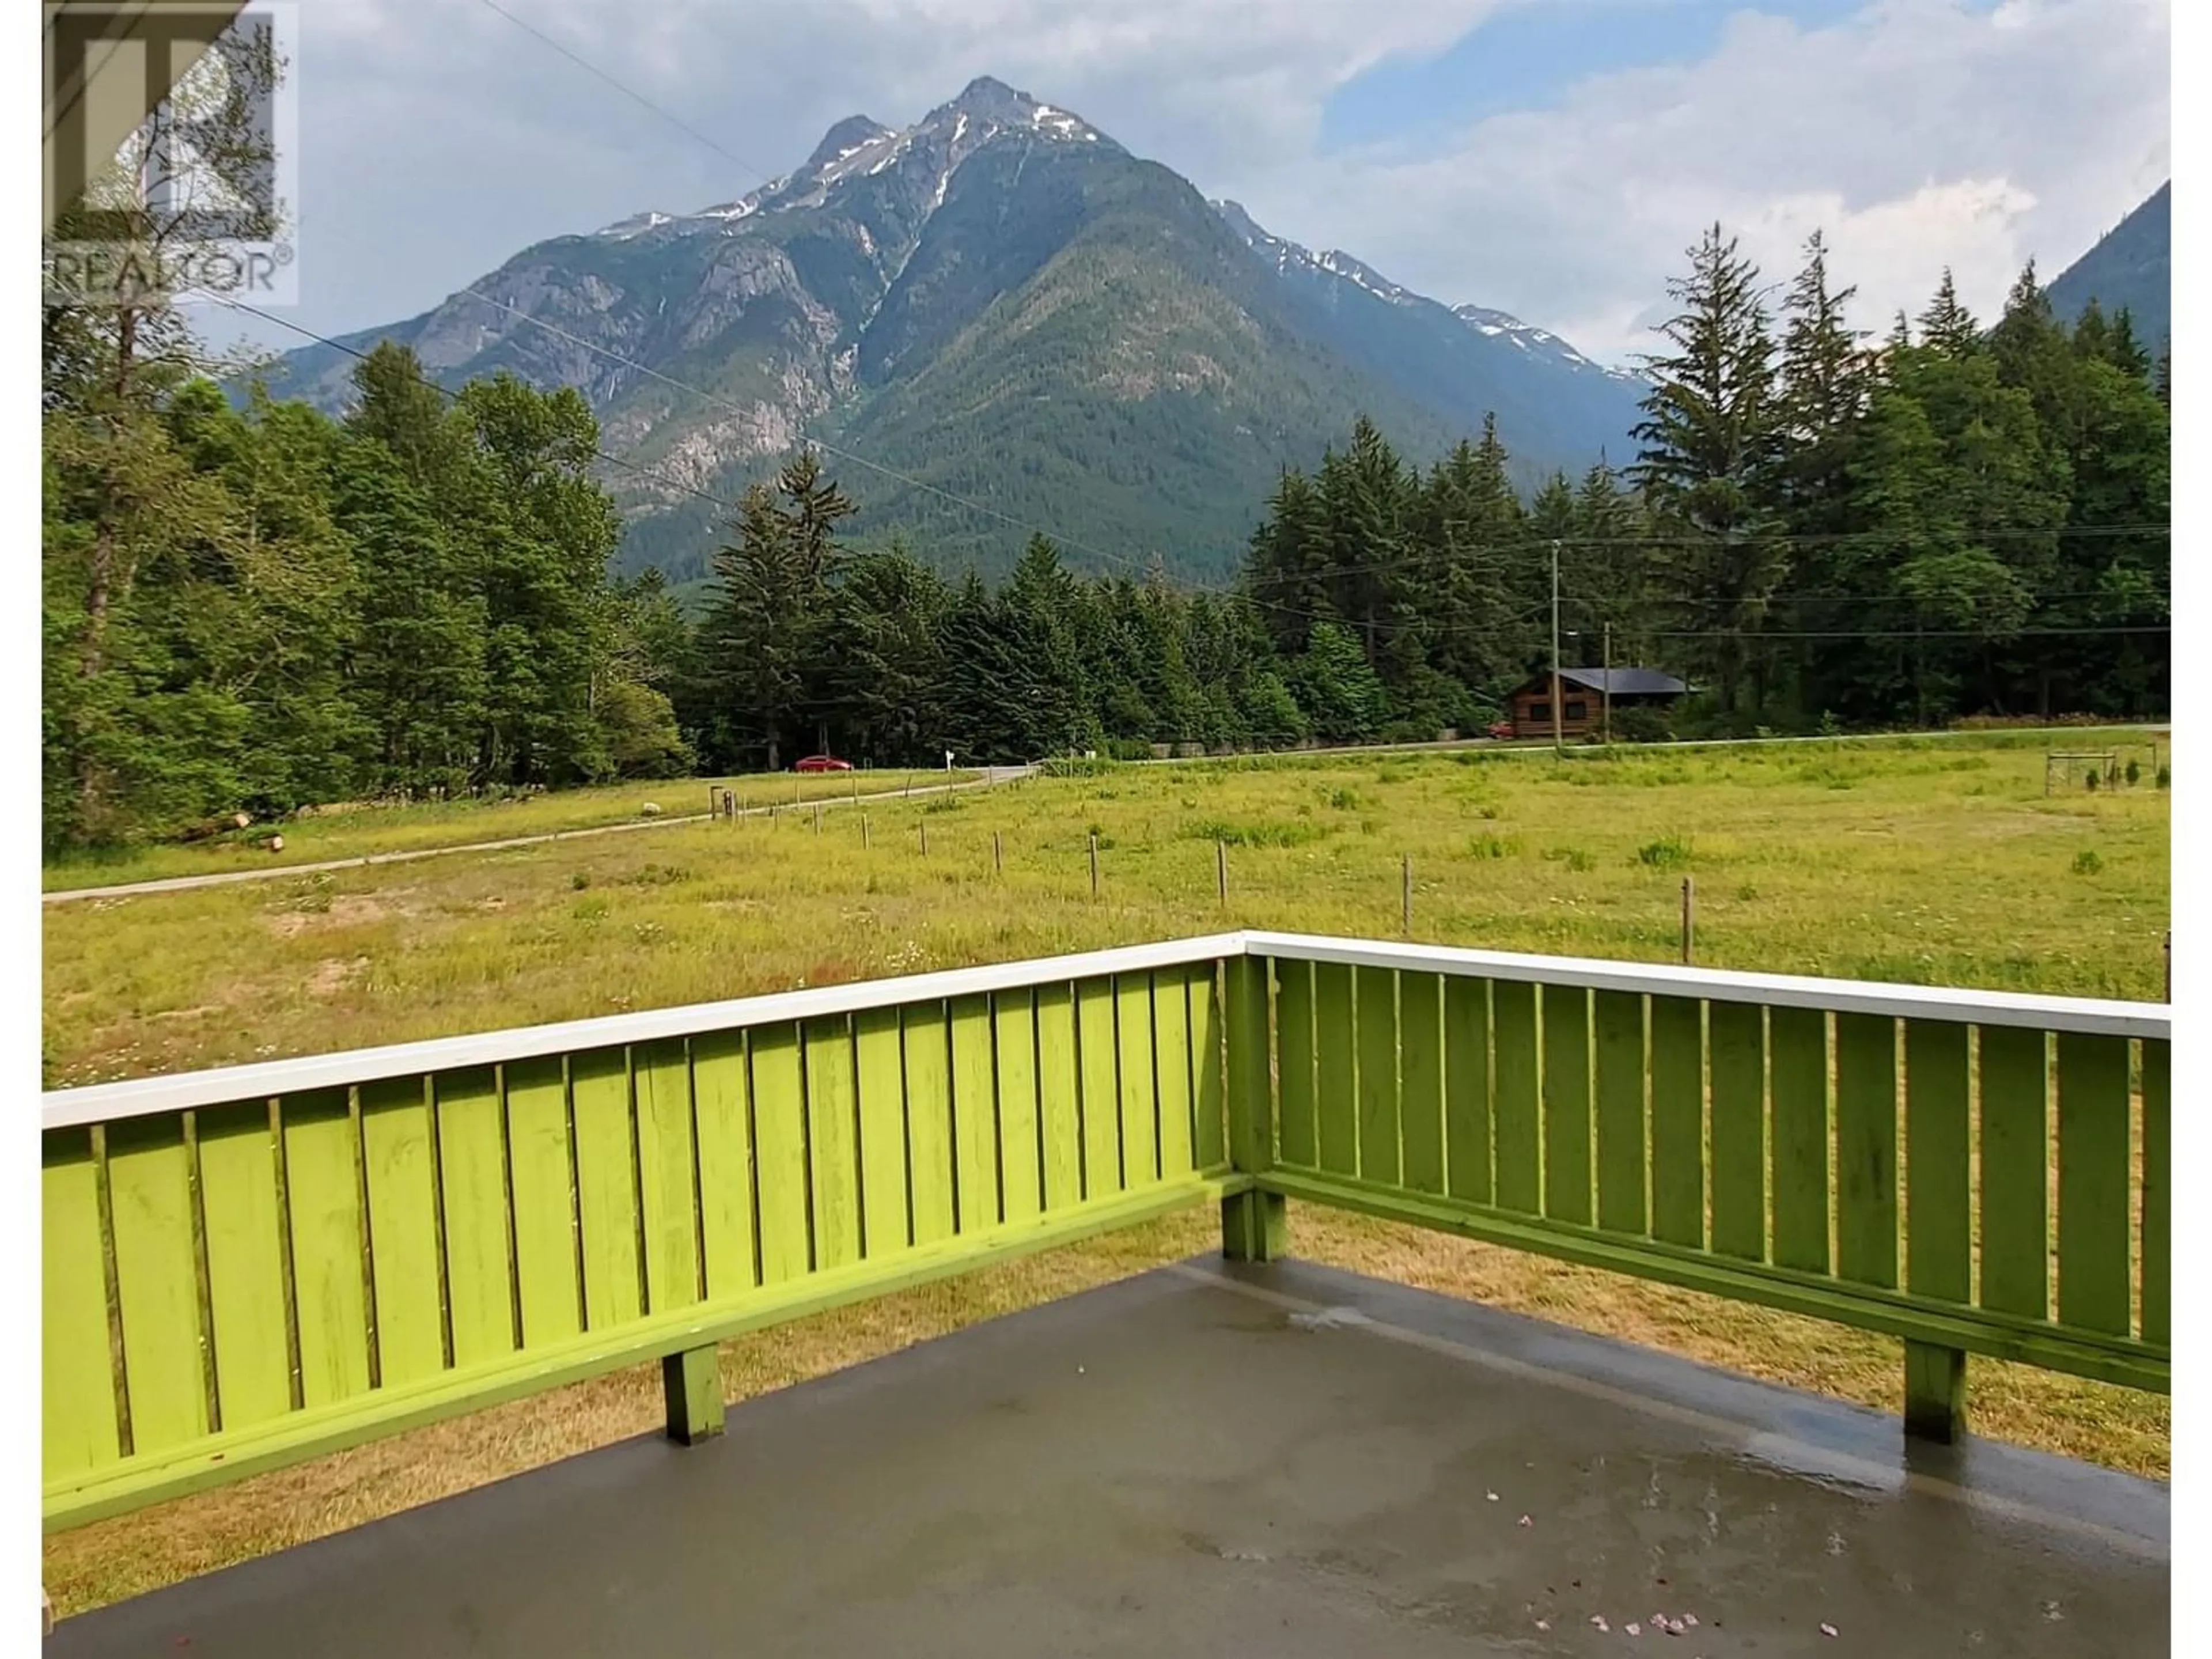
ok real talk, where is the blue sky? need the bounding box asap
[1321,0,1883,153]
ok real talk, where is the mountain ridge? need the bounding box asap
[2046,179,2169,353]
[259,75,1647,582]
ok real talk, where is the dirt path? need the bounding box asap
[43,767,1033,906]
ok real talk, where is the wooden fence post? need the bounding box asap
[1903,1339,1967,1444]
[1680,876,1695,965]
[1089,832,1100,899]
[920,823,929,857]
[662,1346,725,1445]
[862,815,870,849]
[1217,839,1228,907]
[813,804,822,834]
[994,831,1003,873]
[2165,930,2172,1002]
[1402,855,1412,938]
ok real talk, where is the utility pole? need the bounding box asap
[1602,621,1612,747]
[1550,541,1564,753]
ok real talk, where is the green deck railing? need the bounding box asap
[42,931,2168,1529]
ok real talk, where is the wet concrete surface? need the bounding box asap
[53,1257,2168,1657]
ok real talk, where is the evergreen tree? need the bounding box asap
[1630,223,1786,714]
[1917,268,1980,358]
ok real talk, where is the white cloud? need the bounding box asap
[252,0,2166,370]
[1227,0,2169,360]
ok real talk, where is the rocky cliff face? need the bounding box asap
[264,77,1647,583]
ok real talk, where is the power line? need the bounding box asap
[1244,522,2171,590]
[467,0,786,188]
[458,285,1171,582]
[211,295,748,522]
[1646,624,2170,642]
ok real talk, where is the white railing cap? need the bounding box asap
[1242,931,2170,1041]
[41,932,1248,1131]
[44,929,2166,1130]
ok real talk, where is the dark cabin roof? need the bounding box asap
[1517,668,1688,697]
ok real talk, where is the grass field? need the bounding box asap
[41,766,980,891]
[40,733,2172,1613]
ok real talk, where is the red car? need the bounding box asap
[1486,720,1516,741]
[794,755,853,772]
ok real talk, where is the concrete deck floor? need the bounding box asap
[54,1257,2168,1657]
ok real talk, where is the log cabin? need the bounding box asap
[1505,668,1687,740]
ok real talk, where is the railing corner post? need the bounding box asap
[1903,1339,1967,1444]
[1221,1188,1287,1264]
[1221,953,1284,1263]
[662,1344,726,1446]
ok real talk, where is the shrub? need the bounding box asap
[1544,846,1595,873]
[1467,834,1516,860]
[1609,704,1676,744]
[2126,759,2142,786]
[570,873,591,891]
[1638,836,1691,869]
[2084,769,2100,792]
[1186,819,1323,850]
[2158,767,2171,789]
[2071,849,2104,876]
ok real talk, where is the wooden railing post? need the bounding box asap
[1903,1339,1967,1444]
[1220,953,1285,1262]
[662,1345,725,1446]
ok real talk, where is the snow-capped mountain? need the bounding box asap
[261,77,1646,582]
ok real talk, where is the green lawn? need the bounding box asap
[41,734,2172,1613]
[41,766,979,892]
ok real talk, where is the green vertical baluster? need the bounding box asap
[360,1076,448,1381]
[634,1042,704,1312]
[1075,978,1122,1198]
[2141,1039,2169,1346]
[994,990,1044,1224]
[503,1058,584,1342]
[1399,972,1446,1195]
[1153,972,1196,1181]
[1275,958,1318,1170]
[1035,984,1083,1213]
[1491,980,1541,1215]
[949,995,1001,1230]
[433,1069,515,1366]
[1708,1001,1765,1263]
[1903,1021,1971,1305]
[44,1127,121,1478]
[1769,1006,1831,1275]
[749,1027,812,1283]
[1542,985,1592,1226]
[1834,1014,1899,1290]
[1221,955,1285,1261]
[1115,976,1160,1188]
[854,1008,911,1257]
[1356,965,1401,1188]
[2055,1031,2131,1336]
[106,1114,210,1452]
[1593,991,1646,1236]
[1188,965,1226,1173]
[1442,978,1491,1206]
[804,1017,862,1269]
[904,1002,957,1243]
[1313,963,1359,1178]
[1978,1025,2049,1321]
[1648,996,1703,1249]
[689,1032,757,1297]
[195,1102,293,1430]
[281,1089,373,1406]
